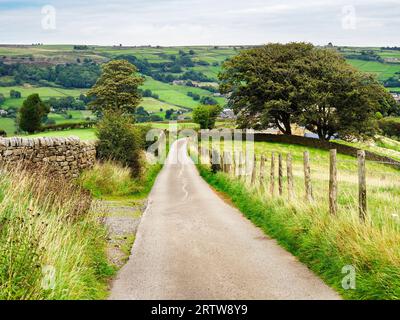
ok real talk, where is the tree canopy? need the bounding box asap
[192,104,222,129]
[17,94,49,134]
[219,43,395,140]
[298,49,398,140]
[88,60,144,116]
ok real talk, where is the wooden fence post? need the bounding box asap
[260,155,266,190]
[287,153,294,201]
[358,150,367,221]
[223,151,231,174]
[233,151,237,177]
[278,153,283,196]
[239,151,244,179]
[251,154,257,186]
[222,151,226,173]
[270,152,275,196]
[303,151,313,202]
[329,149,338,215]
[198,144,202,164]
[211,149,221,173]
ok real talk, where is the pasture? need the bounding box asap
[347,59,400,82]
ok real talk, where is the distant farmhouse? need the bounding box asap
[219,108,236,120]
[391,92,400,103]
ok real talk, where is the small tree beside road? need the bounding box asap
[88,60,144,116]
[89,60,146,177]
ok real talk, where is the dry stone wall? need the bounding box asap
[0,136,96,178]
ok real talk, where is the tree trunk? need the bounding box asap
[275,115,292,135]
[283,121,292,135]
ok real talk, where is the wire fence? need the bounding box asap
[189,141,400,224]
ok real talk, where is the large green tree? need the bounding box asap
[298,49,394,140]
[219,43,314,135]
[88,60,144,116]
[219,43,393,140]
[18,94,49,134]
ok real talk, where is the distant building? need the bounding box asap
[0,109,8,116]
[384,58,400,63]
[219,109,236,120]
[172,80,187,86]
[304,130,339,140]
[391,92,400,103]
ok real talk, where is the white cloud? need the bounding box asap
[0,0,399,46]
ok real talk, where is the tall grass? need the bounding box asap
[78,160,162,199]
[78,161,140,198]
[0,166,114,300]
[194,140,400,299]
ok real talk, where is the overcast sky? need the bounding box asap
[0,0,399,46]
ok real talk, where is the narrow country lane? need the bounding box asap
[109,139,340,300]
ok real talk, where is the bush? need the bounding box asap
[10,89,21,99]
[192,104,222,129]
[377,119,400,138]
[96,113,145,176]
[39,121,96,132]
[200,96,218,105]
[45,118,56,125]
[0,166,113,299]
[0,129,6,137]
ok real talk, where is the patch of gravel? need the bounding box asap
[104,217,141,236]
[100,199,148,268]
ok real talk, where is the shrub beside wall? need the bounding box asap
[0,136,96,178]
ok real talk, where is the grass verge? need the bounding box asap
[0,166,114,300]
[78,160,162,200]
[198,164,400,300]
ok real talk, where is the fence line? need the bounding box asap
[199,145,369,222]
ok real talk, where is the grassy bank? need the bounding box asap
[77,160,163,285]
[0,166,114,300]
[79,160,162,200]
[196,141,400,300]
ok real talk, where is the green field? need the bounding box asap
[140,97,177,112]
[0,45,235,114]
[0,118,16,134]
[1,45,400,138]
[0,86,86,109]
[141,77,226,109]
[347,59,400,81]
[25,128,96,140]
